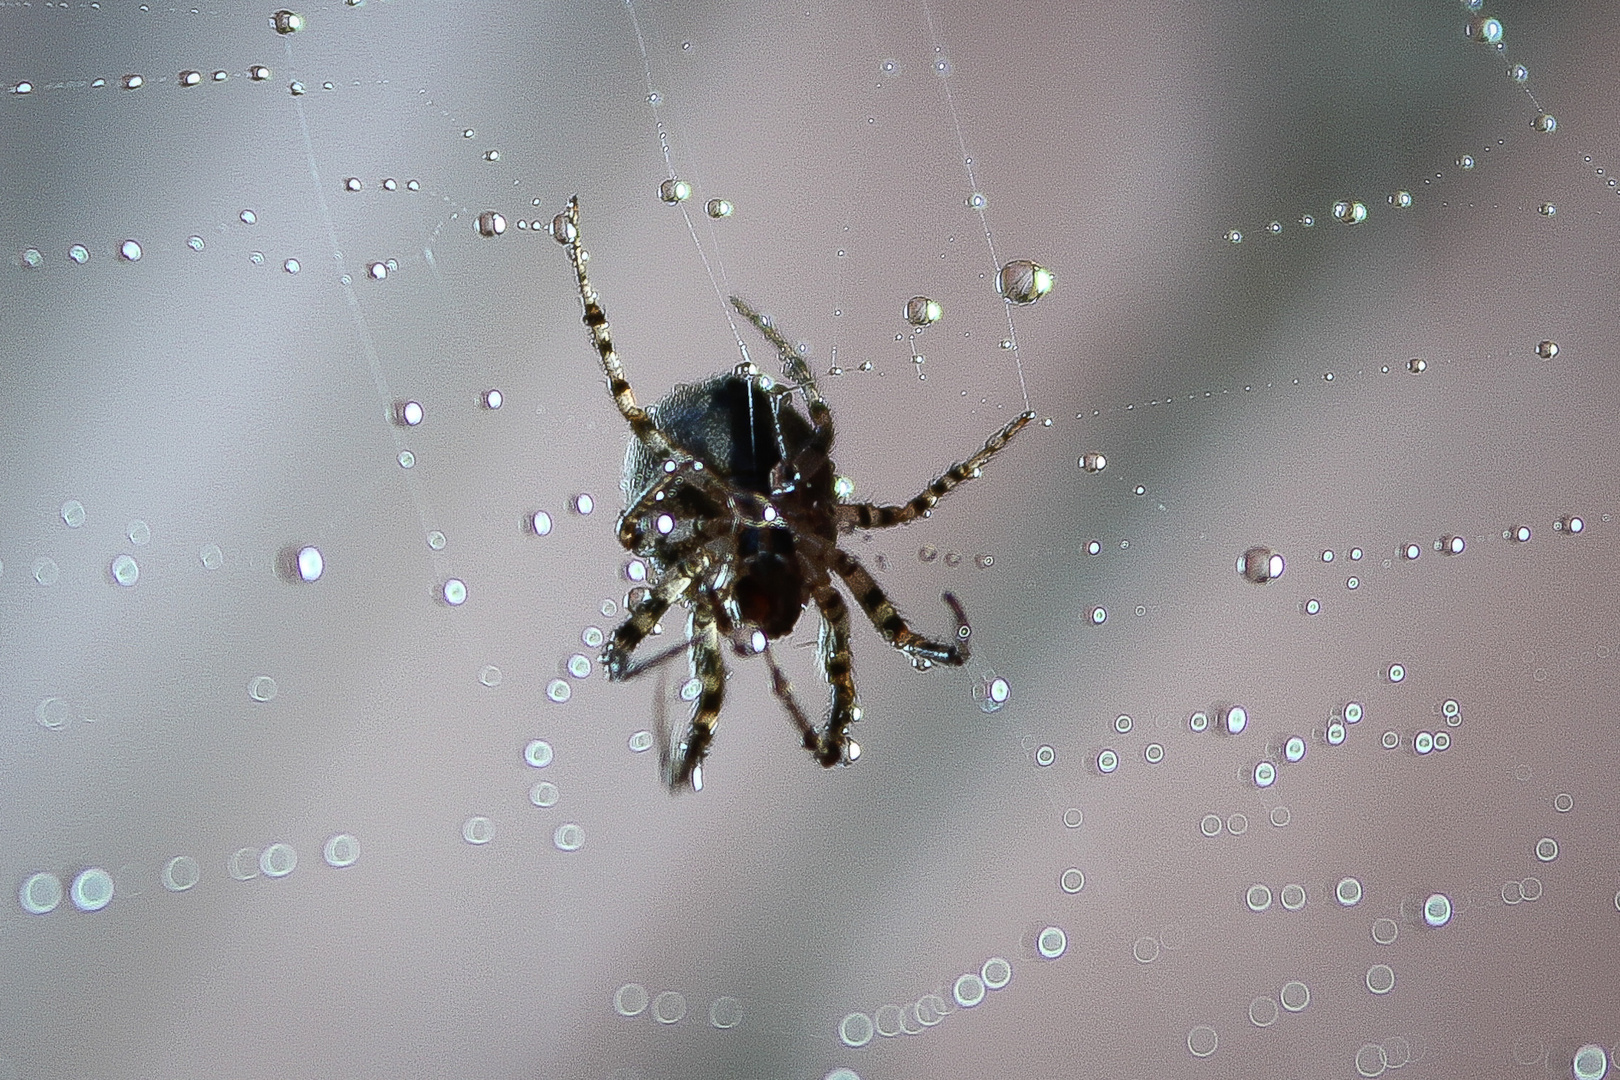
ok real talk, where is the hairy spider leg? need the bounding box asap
[664,603,726,791]
[615,458,730,553]
[728,295,833,435]
[561,196,682,460]
[812,581,862,764]
[758,643,822,759]
[837,410,1036,531]
[602,556,705,680]
[830,548,972,667]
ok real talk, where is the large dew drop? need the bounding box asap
[1238,546,1284,583]
[997,260,1054,305]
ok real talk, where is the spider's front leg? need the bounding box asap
[556,196,682,460]
[837,410,1036,531]
[830,548,971,668]
[729,295,832,436]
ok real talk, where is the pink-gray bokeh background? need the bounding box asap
[2,0,1617,1077]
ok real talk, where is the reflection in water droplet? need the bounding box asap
[119,240,142,261]
[904,296,942,326]
[705,198,733,218]
[110,554,139,586]
[68,245,89,264]
[658,178,692,204]
[1331,199,1367,224]
[324,834,360,867]
[1238,546,1284,583]
[997,260,1054,305]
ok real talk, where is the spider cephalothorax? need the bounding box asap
[555,196,1033,791]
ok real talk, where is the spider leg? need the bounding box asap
[758,643,822,759]
[662,602,726,792]
[729,295,832,434]
[559,196,681,458]
[602,556,705,680]
[811,580,862,765]
[616,459,732,554]
[830,548,972,668]
[836,410,1036,531]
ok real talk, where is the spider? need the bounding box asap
[554,196,1034,791]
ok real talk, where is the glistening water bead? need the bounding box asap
[658,178,692,204]
[1238,546,1284,583]
[1537,340,1558,359]
[996,260,1054,305]
[904,296,943,326]
[477,211,506,237]
[271,9,304,33]
[1332,200,1367,224]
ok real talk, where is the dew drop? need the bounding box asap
[249,65,271,81]
[1537,339,1558,358]
[121,73,144,90]
[658,178,692,204]
[1238,546,1285,583]
[1331,200,1367,224]
[119,239,142,261]
[1468,16,1503,43]
[179,69,201,87]
[1224,228,1243,244]
[68,245,89,264]
[1532,113,1556,133]
[1389,190,1412,208]
[705,198,733,218]
[1080,451,1106,473]
[904,296,943,326]
[996,259,1054,304]
[271,8,304,33]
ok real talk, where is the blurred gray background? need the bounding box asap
[2,0,1617,1077]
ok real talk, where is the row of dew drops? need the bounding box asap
[1222,7,1558,246]
[18,833,361,916]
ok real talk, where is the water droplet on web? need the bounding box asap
[1508,63,1529,83]
[121,73,144,90]
[1468,16,1503,44]
[547,679,571,703]
[476,210,506,237]
[119,240,142,261]
[1458,154,1476,170]
[1407,357,1427,373]
[1532,113,1556,133]
[1331,200,1367,224]
[186,235,205,252]
[271,8,304,33]
[442,578,466,605]
[658,178,691,204]
[1389,190,1412,208]
[344,177,362,192]
[904,296,942,325]
[1224,228,1243,244]
[179,69,201,87]
[68,245,89,264]
[1238,546,1285,583]
[705,198,733,218]
[997,260,1054,305]
[1538,203,1556,216]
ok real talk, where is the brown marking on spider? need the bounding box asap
[556,195,1034,791]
